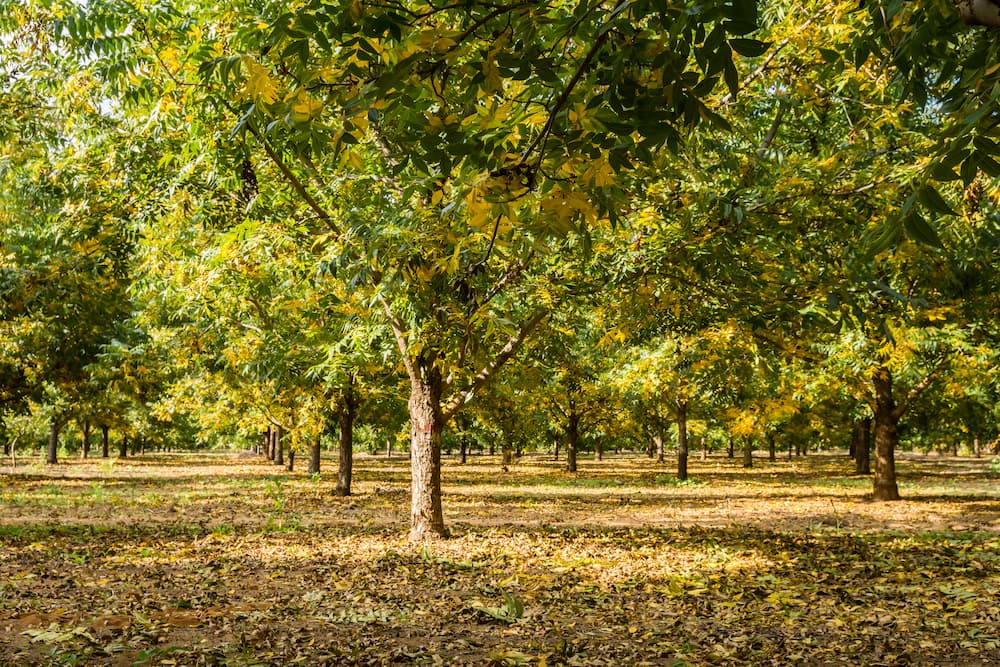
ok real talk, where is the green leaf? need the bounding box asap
[903,213,943,248]
[917,185,957,216]
[729,39,769,57]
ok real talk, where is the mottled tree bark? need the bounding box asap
[872,367,901,501]
[742,441,753,469]
[408,360,448,540]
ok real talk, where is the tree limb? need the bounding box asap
[442,309,548,421]
[892,355,950,420]
[380,295,416,380]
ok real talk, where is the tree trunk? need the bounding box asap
[849,421,857,459]
[386,437,392,458]
[727,437,734,459]
[655,422,665,464]
[308,439,321,475]
[973,432,981,458]
[275,426,284,466]
[408,361,448,540]
[46,418,60,464]
[459,437,467,464]
[286,449,294,471]
[101,425,110,458]
[767,432,776,462]
[872,366,901,501]
[501,444,514,466]
[676,400,688,481]
[701,436,707,460]
[594,439,603,461]
[335,391,356,496]
[552,430,560,461]
[565,408,579,473]
[742,441,753,468]
[855,417,871,475]
[119,434,128,459]
[81,421,91,459]
[262,427,271,457]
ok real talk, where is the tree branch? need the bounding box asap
[380,295,416,380]
[893,355,950,420]
[442,309,548,421]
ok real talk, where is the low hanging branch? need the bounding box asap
[442,309,549,420]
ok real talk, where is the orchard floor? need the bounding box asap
[2,450,1000,666]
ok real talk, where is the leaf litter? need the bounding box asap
[1,451,999,665]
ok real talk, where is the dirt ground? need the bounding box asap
[2,450,999,665]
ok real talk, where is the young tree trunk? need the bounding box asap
[655,422,665,464]
[308,438,321,475]
[727,437,734,459]
[701,436,707,460]
[552,430,560,461]
[81,421,91,459]
[767,432,776,462]
[565,408,580,473]
[286,449,294,472]
[973,432,981,458]
[459,437,468,464]
[742,441,753,468]
[119,434,128,459]
[594,439,603,461]
[335,389,357,496]
[101,425,110,458]
[46,418,61,465]
[407,361,448,540]
[872,367,901,501]
[386,437,392,458]
[676,400,688,481]
[855,417,871,475]
[275,426,284,466]
[501,444,514,466]
[262,427,271,457]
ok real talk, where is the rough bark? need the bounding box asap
[676,400,688,481]
[459,437,468,464]
[286,449,294,472]
[119,435,128,459]
[872,366,901,501]
[742,441,753,468]
[46,418,60,465]
[701,436,707,460]
[101,425,109,458]
[727,437,734,459]
[973,432,981,458]
[308,439,321,475]
[594,439,603,461]
[408,361,448,540]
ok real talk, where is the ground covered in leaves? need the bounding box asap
[2,450,1000,665]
